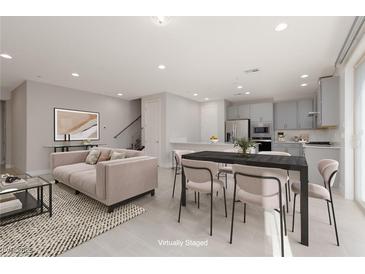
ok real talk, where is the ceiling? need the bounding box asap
[0,16,354,102]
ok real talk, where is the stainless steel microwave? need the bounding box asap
[251,123,272,137]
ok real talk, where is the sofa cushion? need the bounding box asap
[97,148,111,162]
[110,151,126,160]
[85,149,101,165]
[53,163,95,184]
[69,169,97,197]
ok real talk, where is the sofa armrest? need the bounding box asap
[50,150,89,171]
[96,156,158,205]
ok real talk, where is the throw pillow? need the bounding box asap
[110,151,126,160]
[85,149,101,165]
[98,149,111,162]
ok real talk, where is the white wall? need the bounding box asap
[200,100,226,142]
[0,101,3,165]
[8,80,141,174]
[10,82,27,172]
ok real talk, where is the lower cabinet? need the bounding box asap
[272,143,303,156]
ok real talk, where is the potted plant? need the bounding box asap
[234,138,256,155]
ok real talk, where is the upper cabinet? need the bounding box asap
[238,104,250,119]
[226,105,239,120]
[297,98,314,129]
[274,101,298,129]
[226,102,273,122]
[274,98,315,130]
[317,77,339,128]
[249,103,273,122]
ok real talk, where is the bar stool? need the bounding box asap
[178,159,227,236]
[172,150,195,198]
[258,151,291,212]
[291,159,340,246]
[230,164,288,257]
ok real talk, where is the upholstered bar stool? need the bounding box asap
[258,151,292,212]
[291,159,340,246]
[230,164,288,257]
[178,159,227,236]
[172,150,195,197]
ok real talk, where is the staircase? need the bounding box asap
[114,115,144,150]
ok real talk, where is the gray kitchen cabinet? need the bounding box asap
[317,77,339,127]
[274,101,297,129]
[272,143,303,156]
[238,104,250,119]
[249,102,273,122]
[227,105,239,120]
[297,98,314,129]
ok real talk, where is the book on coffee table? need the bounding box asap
[0,193,23,214]
[0,178,27,189]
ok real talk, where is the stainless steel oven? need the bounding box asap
[251,122,272,138]
[251,137,272,151]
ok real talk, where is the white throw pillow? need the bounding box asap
[110,151,126,160]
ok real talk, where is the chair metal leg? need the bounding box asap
[223,187,227,218]
[194,191,197,204]
[230,182,237,244]
[330,200,340,246]
[225,173,228,189]
[243,203,247,223]
[283,205,287,236]
[210,189,213,236]
[288,181,291,202]
[326,201,332,225]
[285,184,289,213]
[172,165,178,198]
[198,192,200,209]
[279,206,284,257]
[292,193,297,232]
[178,187,182,223]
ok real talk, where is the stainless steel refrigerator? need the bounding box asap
[225,119,250,143]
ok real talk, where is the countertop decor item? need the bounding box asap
[209,135,219,143]
[234,137,256,154]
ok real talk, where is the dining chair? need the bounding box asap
[218,148,240,188]
[291,159,340,246]
[258,151,291,212]
[230,164,288,257]
[178,159,227,236]
[172,150,195,198]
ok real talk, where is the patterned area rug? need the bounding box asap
[0,183,145,256]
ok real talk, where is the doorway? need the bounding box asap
[143,99,161,164]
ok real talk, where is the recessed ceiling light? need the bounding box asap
[151,16,171,26]
[301,83,308,87]
[0,53,12,59]
[237,85,243,89]
[193,93,198,96]
[117,93,123,96]
[71,73,80,77]
[204,97,209,101]
[158,64,166,70]
[301,74,309,78]
[245,91,251,95]
[275,23,288,32]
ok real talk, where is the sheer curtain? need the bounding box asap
[355,57,365,205]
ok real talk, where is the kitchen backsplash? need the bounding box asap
[274,128,340,142]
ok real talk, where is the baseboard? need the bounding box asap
[27,169,51,176]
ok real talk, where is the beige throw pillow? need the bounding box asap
[85,149,101,165]
[110,151,126,160]
[98,149,111,162]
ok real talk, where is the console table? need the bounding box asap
[45,143,107,152]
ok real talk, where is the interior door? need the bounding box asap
[144,99,161,164]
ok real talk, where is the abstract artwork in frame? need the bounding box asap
[54,108,100,141]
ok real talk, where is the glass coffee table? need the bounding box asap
[0,174,52,226]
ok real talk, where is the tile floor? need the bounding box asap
[55,167,365,257]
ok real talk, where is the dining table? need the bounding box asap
[181,151,309,246]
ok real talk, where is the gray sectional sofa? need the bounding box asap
[50,148,158,212]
